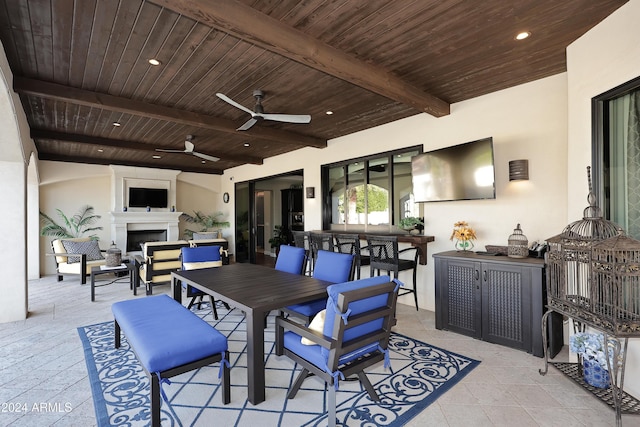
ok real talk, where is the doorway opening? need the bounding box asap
[234,170,303,266]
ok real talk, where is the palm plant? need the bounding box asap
[39,205,103,239]
[181,211,230,239]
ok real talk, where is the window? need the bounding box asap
[593,76,640,238]
[322,147,422,230]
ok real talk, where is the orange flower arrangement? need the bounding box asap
[450,221,477,250]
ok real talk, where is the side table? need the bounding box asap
[90,263,135,301]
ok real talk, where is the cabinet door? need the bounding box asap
[481,263,531,351]
[436,258,482,339]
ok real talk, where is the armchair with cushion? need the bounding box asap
[50,237,106,284]
[275,275,399,427]
[139,240,190,295]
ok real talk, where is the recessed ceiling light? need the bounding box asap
[152,155,161,159]
[97,149,104,153]
[515,31,531,40]
[326,110,334,115]
[112,122,121,127]
[244,143,250,147]
[148,58,161,66]
[201,160,206,164]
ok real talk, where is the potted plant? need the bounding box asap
[180,211,230,239]
[399,216,424,232]
[268,225,290,255]
[40,205,103,239]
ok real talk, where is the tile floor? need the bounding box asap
[0,272,633,426]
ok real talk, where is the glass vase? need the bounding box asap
[582,358,610,389]
[455,240,474,251]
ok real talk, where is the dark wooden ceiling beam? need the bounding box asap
[14,77,326,149]
[30,129,264,165]
[36,152,224,175]
[149,0,450,117]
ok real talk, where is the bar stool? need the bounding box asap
[334,233,370,279]
[291,230,312,275]
[366,235,420,310]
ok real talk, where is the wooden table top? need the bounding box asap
[172,263,332,313]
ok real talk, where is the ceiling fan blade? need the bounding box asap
[192,151,220,162]
[155,148,187,153]
[216,93,255,115]
[260,113,311,124]
[237,117,258,131]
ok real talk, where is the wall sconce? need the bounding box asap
[306,187,315,198]
[509,159,529,181]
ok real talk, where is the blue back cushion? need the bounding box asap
[313,250,354,283]
[181,246,221,263]
[275,245,306,274]
[320,275,392,361]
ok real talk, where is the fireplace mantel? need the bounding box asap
[110,211,183,254]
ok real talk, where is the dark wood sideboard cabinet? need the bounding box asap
[433,251,563,358]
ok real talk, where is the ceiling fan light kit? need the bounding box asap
[216,90,311,131]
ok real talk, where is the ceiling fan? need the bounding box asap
[155,135,219,162]
[216,89,311,131]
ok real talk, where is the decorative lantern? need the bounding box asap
[106,241,122,267]
[591,231,640,336]
[545,167,620,325]
[508,224,528,258]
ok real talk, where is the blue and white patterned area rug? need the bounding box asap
[78,306,479,426]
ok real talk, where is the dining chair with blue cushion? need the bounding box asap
[181,246,228,319]
[281,250,354,325]
[274,245,307,275]
[275,275,400,427]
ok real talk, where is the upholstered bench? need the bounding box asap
[112,295,230,427]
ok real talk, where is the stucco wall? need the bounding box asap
[223,73,570,313]
[566,0,640,400]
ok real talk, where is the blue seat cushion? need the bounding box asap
[275,245,306,274]
[313,250,354,283]
[112,295,228,373]
[320,275,392,361]
[285,297,327,318]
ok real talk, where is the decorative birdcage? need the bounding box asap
[507,223,528,258]
[591,231,640,337]
[545,169,620,322]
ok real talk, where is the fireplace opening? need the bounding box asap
[127,229,167,252]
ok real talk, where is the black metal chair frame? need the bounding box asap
[334,234,371,280]
[291,230,312,275]
[366,235,420,310]
[275,280,398,427]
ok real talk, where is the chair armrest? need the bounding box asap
[276,316,335,349]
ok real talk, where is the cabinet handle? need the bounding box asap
[475,270,479,280]
[483,270,487,282]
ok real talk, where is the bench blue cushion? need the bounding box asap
[112,295,228,373]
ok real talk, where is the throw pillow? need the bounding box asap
[61,240,104,264]
[301,309,326,345]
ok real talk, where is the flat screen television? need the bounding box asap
[128,187,168,208]
[411,137,495,202]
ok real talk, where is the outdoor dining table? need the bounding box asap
[171,263,332,405]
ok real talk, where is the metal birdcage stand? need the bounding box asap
[539,168,640,426]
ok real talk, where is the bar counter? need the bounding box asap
[316,230,435,265]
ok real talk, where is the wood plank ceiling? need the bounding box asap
[0,0,627,174]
